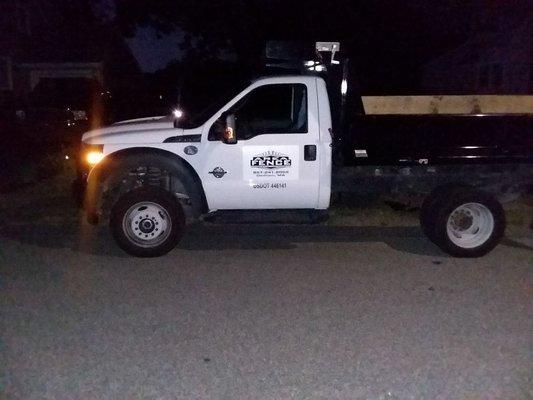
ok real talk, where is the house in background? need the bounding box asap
[421,0,532,94]
[0,0,141,111]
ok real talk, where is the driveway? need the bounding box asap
[1,214,531,399]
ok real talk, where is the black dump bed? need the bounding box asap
[261,40,532,168]
[338,113,533,166]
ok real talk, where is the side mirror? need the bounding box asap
[223,113,237,144]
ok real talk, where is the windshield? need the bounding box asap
[175,80,250,129]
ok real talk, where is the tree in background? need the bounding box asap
[114,0,474,94]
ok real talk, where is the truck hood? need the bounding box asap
[82,115,183,144]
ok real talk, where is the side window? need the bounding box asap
[209,83,308,141]
[235,84,307,140]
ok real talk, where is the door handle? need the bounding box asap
[304,145,317,161]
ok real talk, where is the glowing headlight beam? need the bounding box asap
[173,109,183,119]
[86,151,105,165]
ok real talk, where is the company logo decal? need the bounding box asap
[243,146,299,181]
[209,167,227,178]
[250,151,292,169]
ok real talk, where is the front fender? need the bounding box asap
[85,147,207,223]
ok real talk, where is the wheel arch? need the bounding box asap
[86,147,208,221]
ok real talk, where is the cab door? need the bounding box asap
[200,80,321,210]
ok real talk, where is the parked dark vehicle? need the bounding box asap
[19,77,111,143]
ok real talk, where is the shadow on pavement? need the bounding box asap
[0,221,447,257]
[181,224,446,257]
[501,237,533,251]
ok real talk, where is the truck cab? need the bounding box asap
[78,74,333,256]
[185,75,332,211]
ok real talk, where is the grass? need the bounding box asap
[329,203,419,226]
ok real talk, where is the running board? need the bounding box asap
[203,209,329,224]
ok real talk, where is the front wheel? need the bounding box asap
[110,188,185,257]
[431,189,505,257]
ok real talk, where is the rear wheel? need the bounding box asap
[110,188,185,257]
[430,188,505,257]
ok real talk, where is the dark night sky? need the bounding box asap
[126,28,184,72]
[92,0,474,74]
[89,0,533,96]
[91,0,185,72]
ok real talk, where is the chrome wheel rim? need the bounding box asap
[446,203,494,249]
[123,201,171,248]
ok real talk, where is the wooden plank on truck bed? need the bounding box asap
[362,95,533,115]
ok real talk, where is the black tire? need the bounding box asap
[419,186,458,242]
[420,192,441,241]
[431,188,505,258]
[110,187,185,257]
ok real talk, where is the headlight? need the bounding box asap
[86,151,104,165]
[82,144,105,166]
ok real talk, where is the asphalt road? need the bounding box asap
[1,222,532,399]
